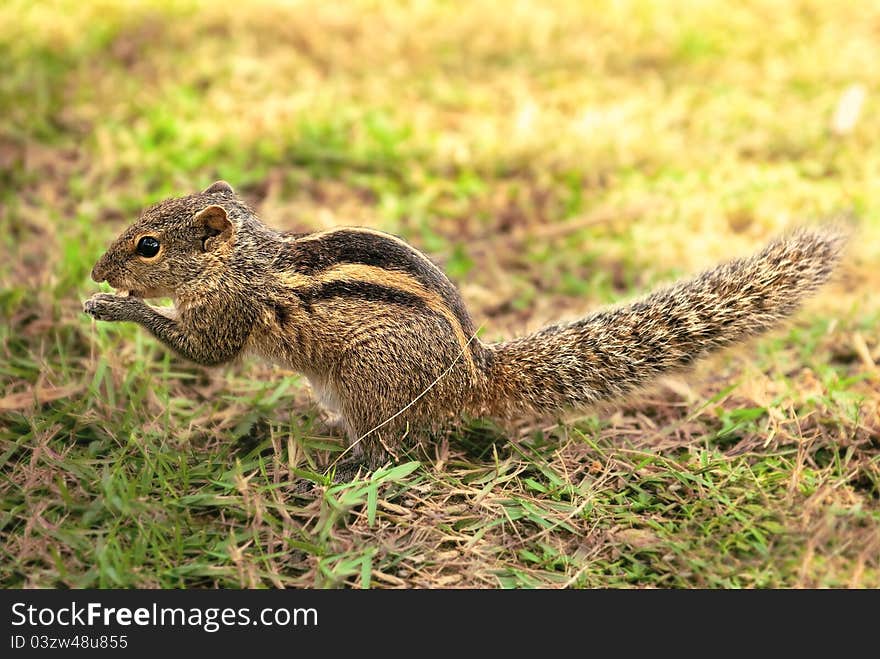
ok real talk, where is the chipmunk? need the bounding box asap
[84,181,846,475]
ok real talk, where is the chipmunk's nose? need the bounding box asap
[91,255,109,283]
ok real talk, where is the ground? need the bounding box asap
[1,0,878,588]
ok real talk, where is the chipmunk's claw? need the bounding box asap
[83,292,137,321]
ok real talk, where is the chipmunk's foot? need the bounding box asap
[292,458,367,495]
[330,459,368,483]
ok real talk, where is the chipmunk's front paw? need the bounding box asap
[83,293,141,322]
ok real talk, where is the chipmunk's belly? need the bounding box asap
[308,375,341,415]
[306,374,352,432]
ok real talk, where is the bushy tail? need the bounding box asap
[483,228,847,417]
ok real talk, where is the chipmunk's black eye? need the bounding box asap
[136,236,160,258]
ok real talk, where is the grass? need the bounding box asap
[1,0,879,588]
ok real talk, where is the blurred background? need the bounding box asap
[1,0,878,588]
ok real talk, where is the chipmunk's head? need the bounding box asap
[91,181,244,300]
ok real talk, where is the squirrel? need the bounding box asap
[84,180,847,474]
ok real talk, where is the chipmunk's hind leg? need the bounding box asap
[320,430,397,484]
[340,425,400,472]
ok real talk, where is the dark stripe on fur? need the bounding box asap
[280,229,475,334]
[295,280,428,312]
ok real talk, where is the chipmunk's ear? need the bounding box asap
[194,205,234,251]
[202,180,234,195]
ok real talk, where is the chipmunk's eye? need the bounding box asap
[136,236,160,258]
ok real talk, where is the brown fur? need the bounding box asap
[84,181,847,474]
